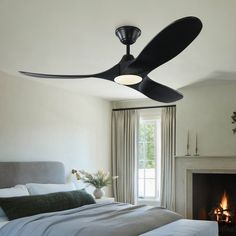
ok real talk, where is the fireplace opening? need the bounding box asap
[192,173,236,236]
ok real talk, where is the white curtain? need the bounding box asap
[111,110,138,204]
[160,106,176,211]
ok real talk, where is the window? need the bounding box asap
[138,111,161,201]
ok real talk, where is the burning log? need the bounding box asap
[209,191,234,224]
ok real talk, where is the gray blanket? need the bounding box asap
[0,202,182,236]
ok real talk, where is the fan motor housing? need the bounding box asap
[115,26,141,45]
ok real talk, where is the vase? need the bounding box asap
[93,188,104,199]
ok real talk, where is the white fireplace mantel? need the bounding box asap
[175,156,236,218]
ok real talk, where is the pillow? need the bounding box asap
[0,216,8,222]
[26,183,76,195]
[0,185,29,217]
[0,185,29,197]
[0,190,95,220]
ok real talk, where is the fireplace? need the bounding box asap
[193,173,236,236]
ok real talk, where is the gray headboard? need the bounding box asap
[0,162,65,188]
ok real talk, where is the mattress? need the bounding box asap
[140,219,218,236]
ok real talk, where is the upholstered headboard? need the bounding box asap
[0,162,65,188]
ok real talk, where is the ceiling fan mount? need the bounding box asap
[115,26,141,47]
[20,17,203,103]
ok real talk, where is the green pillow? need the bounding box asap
[0,190,95,220]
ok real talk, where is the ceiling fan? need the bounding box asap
[20,16,202,103]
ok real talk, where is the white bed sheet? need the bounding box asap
[140,219,218,236]
[0,217,9,229]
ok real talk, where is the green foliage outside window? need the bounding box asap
[138,122,156,168]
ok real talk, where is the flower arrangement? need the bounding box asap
[72,169,118,189]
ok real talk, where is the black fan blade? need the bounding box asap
[125,16,202,76]
[19,64,120,81]
[133,76,183,103]
[19,71,97,79]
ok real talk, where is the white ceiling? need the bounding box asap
[0,0,235,101]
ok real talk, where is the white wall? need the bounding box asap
[176,81,236,156]
[113,80,236,157]
[0,71,111,191]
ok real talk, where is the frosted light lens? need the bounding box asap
[114,75,142,85]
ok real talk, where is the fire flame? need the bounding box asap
[214,191,231,223]
[220,191,229,210]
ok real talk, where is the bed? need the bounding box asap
[0,162,218,236]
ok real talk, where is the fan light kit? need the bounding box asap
[114,75,142,85]
[20,17,202,103]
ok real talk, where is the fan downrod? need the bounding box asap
[115,26,141,46]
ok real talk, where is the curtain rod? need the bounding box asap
[112,104,176,111]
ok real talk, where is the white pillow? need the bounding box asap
[0,185,29,217]
[0,216,8,222]
[26,183,76,195]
